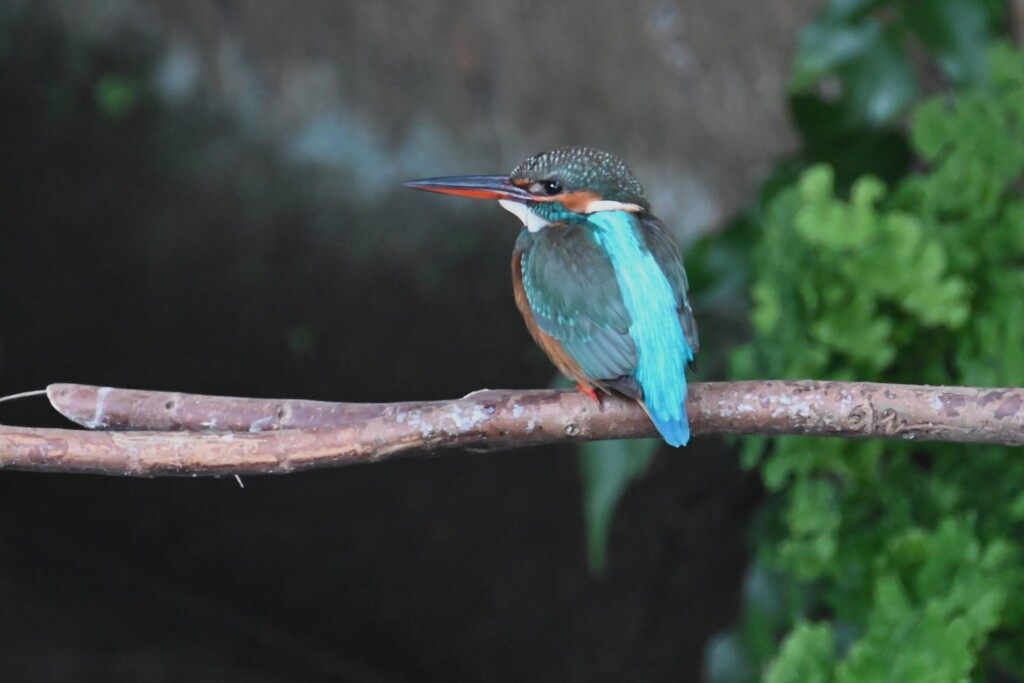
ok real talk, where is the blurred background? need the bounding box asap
[1,0,1022,681]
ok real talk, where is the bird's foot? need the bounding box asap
[576,383,603,407]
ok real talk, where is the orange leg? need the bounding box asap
[576,382,602,406]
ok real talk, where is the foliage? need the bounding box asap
[722,41,1024,682]
[789,0,1002,187]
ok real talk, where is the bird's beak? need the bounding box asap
[404,175,532,203]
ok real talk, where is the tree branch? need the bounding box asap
[0,381,1019,477]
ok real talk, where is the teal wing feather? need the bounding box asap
[584,210,693,446]
[639,215,699,359]
[517,226,639,389]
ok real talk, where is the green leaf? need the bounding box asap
[909,99,953,161]
[904,0,998,86]
[777,476,842,579]
[837,31,917,124]
[792,20,883,91]
[764,622,836,683]
[751,281,782,334]
[578,437,657,573]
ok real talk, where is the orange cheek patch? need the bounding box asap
[547,190,601,212]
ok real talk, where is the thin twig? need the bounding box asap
[0,389,48,404]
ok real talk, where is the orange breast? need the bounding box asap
[511,251,604,393]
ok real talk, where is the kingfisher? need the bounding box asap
[405,146,699,446]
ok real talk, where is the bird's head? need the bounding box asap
[405,146,650,232]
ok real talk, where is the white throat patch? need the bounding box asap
[583,200,643,214]
[499,199,551,233]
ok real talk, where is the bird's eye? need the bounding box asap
[531,179,563,196]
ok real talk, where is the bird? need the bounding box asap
[405,146,699,446]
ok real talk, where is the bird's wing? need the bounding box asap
[638,215,699,357]
[518,225,639,387]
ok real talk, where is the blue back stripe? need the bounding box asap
[589,211,690,446]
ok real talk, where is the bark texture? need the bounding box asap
[0,381,1018,477]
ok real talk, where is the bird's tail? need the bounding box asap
[640,400,690,448]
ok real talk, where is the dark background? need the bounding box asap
[0,1,815,679]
